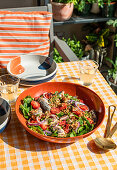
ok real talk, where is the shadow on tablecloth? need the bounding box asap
[0,110,72,152]
[87,139,109,154]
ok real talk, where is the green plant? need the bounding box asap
[74,0,96,12]
[53,35,85,63]
[86,28,110,48]
[97,0,116,8]
[81,23,111,66]
[53,48,63,63]
[83,23,110,48]
[106,19,117,83]
[53,0,77,5]
[106,57,117,84]
[62,36,85,59]
[107,19,117,46]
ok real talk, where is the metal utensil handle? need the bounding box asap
[108,122,117,138]
[104,105,116,138]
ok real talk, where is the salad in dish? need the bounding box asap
[20,91,97,138]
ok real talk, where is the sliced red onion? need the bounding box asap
[67,100,75,104]
[69,113,75,118]
[36,116,41,123]
[44,131,47,136]
[43,92,52,99]
[58,91,64,97]
[36,116,47,124]
[27,121,40,126]
[49,114,58,119]
[74,101,89,111]
[45,130,52,134]
[41,120,48,124]
[43,92,48,98]
[44,130,52,136]
[60,115,69,121]
[74,101,84,107]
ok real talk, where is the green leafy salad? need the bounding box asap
[20,91,97,138]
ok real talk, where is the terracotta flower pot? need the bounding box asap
[91,3,100,14]
[51,1,74,21]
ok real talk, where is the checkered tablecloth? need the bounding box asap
[0,61,117,170]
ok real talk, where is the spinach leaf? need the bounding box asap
[28,125,44,135]
[82,116,91,127]
[70,130,76,137]
[78,117,84,125]
[56,112,64,118]
[51,131,58,137]
[77,126,84,134]
[73,114,79,119]
[23,96,33,104]
[20,95,33,119]
[20,104,30,119]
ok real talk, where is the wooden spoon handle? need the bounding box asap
[110,106,116,130]
[104,106,111,138]
[108,122,117,138]
[104,105,116,138]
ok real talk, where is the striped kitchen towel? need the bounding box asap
[0,11,52,68]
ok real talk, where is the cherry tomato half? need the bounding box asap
[50,107,60,114]
[79,104,89,111]
[31,100,40,109]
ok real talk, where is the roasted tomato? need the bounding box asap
[50,107,60,114]
[79,104,89,111]
[43,92,52,99]
[59,120,66,127]
[31,100,40,109]
[29,119,38,124]
[34,96,40,100]
[40,123,48,130]
[64,124,70,133]
[79,99,84,103]
[86,117,94,124]
[72,107,82,116]
[59,103,67,110]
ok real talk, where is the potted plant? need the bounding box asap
[97,0,117,17]
[53,35,87,63]
[82,23,111,67]
[90,1,100,14]
[53,48,64,63]
[74,0,96,16]
[106,19,117,94]
[106,57,117,94]
[50,0,77,21]
[63,35,91,60]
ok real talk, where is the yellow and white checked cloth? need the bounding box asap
[0,61,117,170]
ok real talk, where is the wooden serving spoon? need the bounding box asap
[94,105,117,150]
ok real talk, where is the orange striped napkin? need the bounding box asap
[0,11,52,68]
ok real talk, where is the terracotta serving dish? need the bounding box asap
[15,82,105,143]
